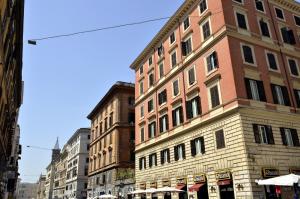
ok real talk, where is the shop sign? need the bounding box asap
[193,174,206,183]
[150,182,157,188]
[162,180,171,187]
[262,168,279,178]
[140,183,146,190]
[289,168,300,175]
[215,171,231,181]
[176,178,187,185]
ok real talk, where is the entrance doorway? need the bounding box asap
[140,194,146,199]
[219,182,235,199]
[265,185,281,199]
[178,186,187,199]
[164,192,171,199]
[196,184,209,199]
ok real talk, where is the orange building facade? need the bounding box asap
[130,0,300,199]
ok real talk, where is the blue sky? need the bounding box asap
[19,1,184,182]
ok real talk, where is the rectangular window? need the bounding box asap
[128,112,135,124]
[173,79,179,97]
[288,59,299,76]
[171,51,177,68]
[259,19,270,37]
[215,129,225,149]
[280,128,300,147]
[181,37,192,56]
[140,106,144,118]
[158,89,167,105]
[253,124,274,144]
[201,20,211,40]
[294,15,300,26]
[160,149,170,164]
[271,84,290,106]
[149,153,157,168]
[149,73,154,87]
[244,78,266,102]
[148,56,153,66]
[139,65,143,75]
[266,52,278,70]
[183,17,190,30]
[199,0,207,14]
[158,44,164,57]
[191,137,205,156]
[206,51,218,73]
[148,121,156,139]
[188,66,196,86]
[148,99,154,112]
[159,114,169,133]
[209,85,221,108]
[139,81,144,95]
[281,27,296,45]
[255,0,265,12]
[172,106,183,127]
[140,127,145,142]
[174,144,185,161]
[242,44,255,64]
[159,62,164,78]
[170,32,176,44]
[139,157,146,170]
[275,7,284,20]
[186,96,201,119]
[236,12,248,30]
[294,89,300,108]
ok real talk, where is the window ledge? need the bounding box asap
[204,73,221,86]
[168,43,178,53]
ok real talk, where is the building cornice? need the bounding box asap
[269,0,300,14]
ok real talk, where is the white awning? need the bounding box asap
[129,190,146,194]
[256,174,300,186]
[145,188,157,193]
[156,187,183,192]
[98,194,117,198]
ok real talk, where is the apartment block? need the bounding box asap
[36,175,46,199]
[87,82,135,199]
[53,147,68,199]
[130,0,300,199]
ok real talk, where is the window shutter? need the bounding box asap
[244,78,252,99]
[206,56,212,71]
[213,52,218,68]
[266,125,275,145]
[186,100,192,119]
[181,42,187,56]
[148,101,151,112]
[155,154,157,166]
[252,124,261,143]
[153,122,156,136]
[196,96,201,115]
[139,158,142,170]
[257,80,266,102]
[149,155,152,167]
[182,144,186,159]
[280,128,287,146]
[281,86,291,106]
[166,115,169,131]
[281,27,289,43]
[270,84,278,104]
[174,146,178,161]
[288,29,296,45]
[148,124,151,138]
[179,106,184,124]
[190,139,196,156]
[167,149,170,163]
[158,93,162,105]
[216,130,225,149]
[200,137,205,154]
[159,117,163,133]
[160,151,164,164]
[172,110,176,127]
[294,90,300,108]
[291,129,300,147]
[163,90,167,103]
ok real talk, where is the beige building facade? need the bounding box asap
[53,147,68,199]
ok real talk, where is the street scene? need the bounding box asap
[1,0,300,199]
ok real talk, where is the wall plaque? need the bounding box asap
[215,171,231,181]
[262,168,279,178]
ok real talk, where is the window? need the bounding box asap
[171,51,177,68]
[236,12,248,30]
[158,44,164,57]
[139,65,143,75]
[201,20,211,40]
[209,84,221,108]
[104,118,108,131]
[109,150,112,163]
[206,51,218,73]
[170,32,176,44]
[281,27,296,45]
[140,127,145,142]
[242,44,255,65]
[139,81,144,95]
[86,158,89,163]
[174,144,185,161]
[140,106,144,118]
[148,121,156,139]
[294,89,300,108]
[288,58,299,76]
[183,17,190,30]
[253,124,274,144]
[244,78,266,102]
[160,149,170,164]
[149,153,157,168]
[139,157,146,170]
[271,84,290,106]
[172,79,180,97]
[259,19,270,37]
[130,130,135,143]
[187,66,196,86]
[128,112,135,124]
[172,106,183,127]
[255,0,265,12]
[128,96,135,106]
[149,72,154,87]
[294,15,300,27]
[149,56,153,66]
[266,52,278,71]
[275,7,284,20]
[280,128,300,147]
[191,137,205,156]
[148,98,154,112]
[109,114,113,127]
[159,114,169,133]
[199,0,207,14]
[215,129,225,149]
[181,37,192,56]
[186,96,201,119]
[158,89,167,105]
[159,62,164,78]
